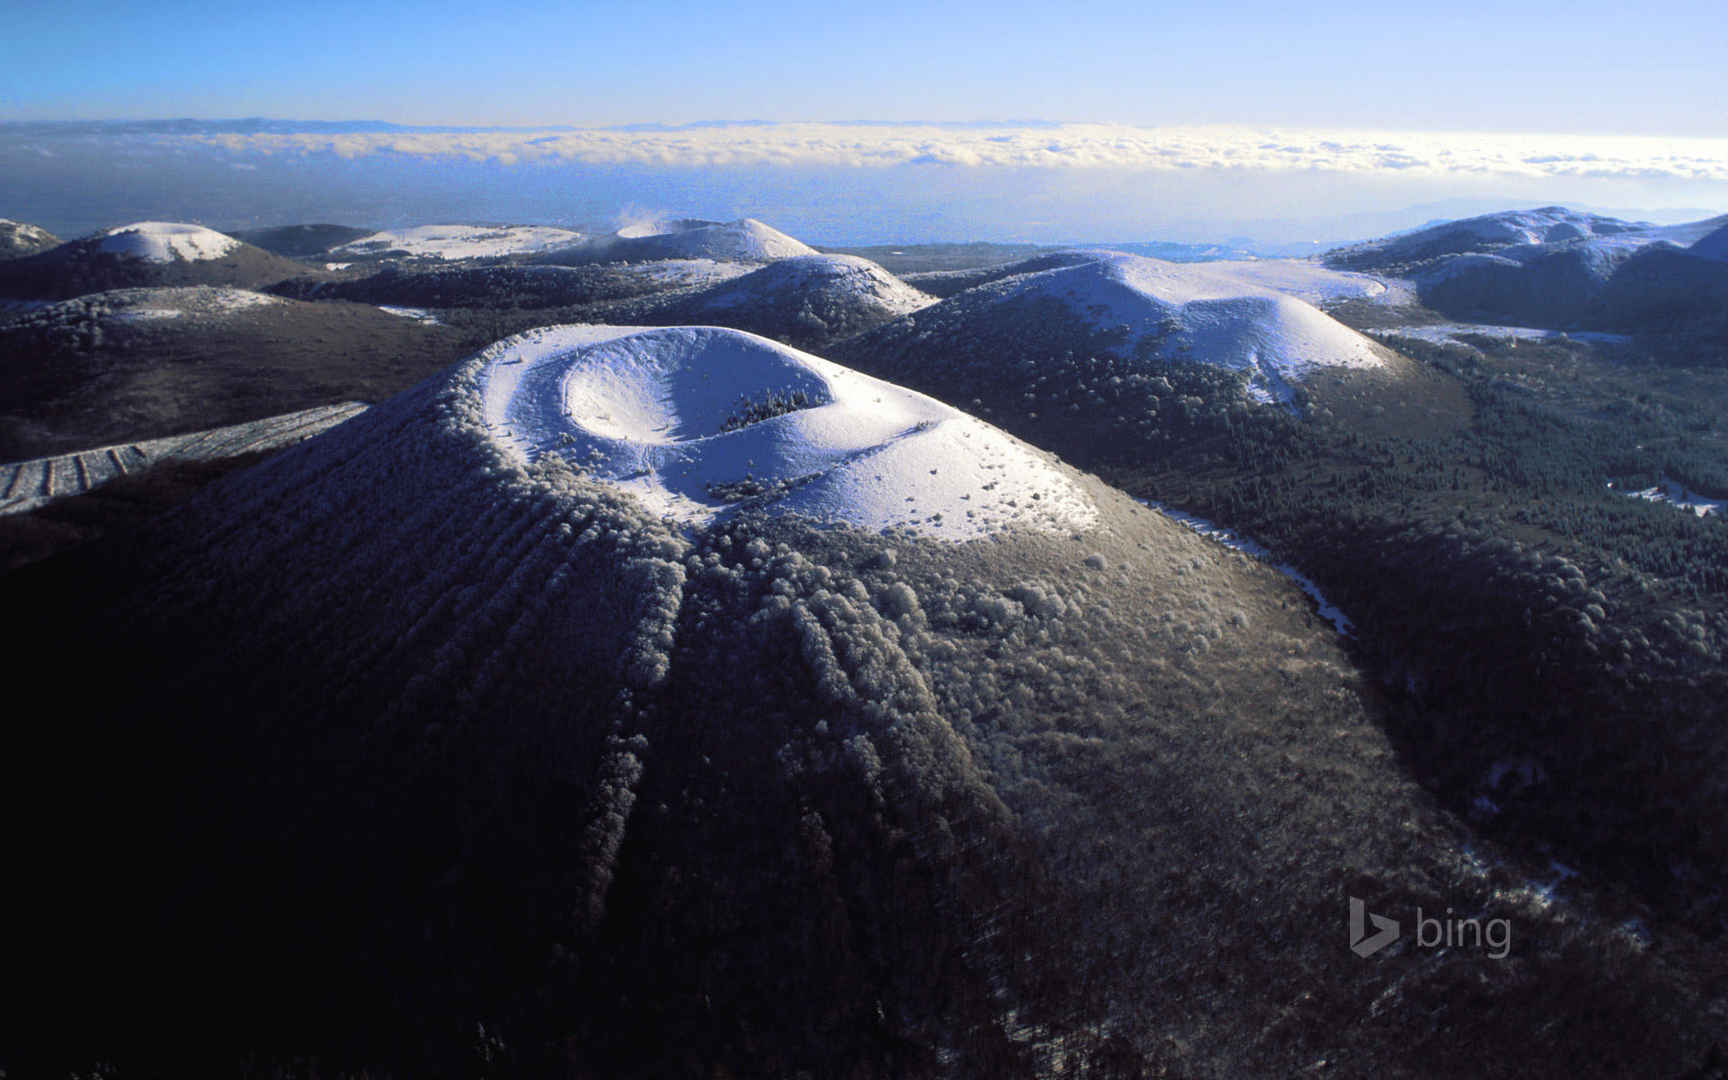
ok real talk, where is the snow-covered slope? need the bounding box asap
[98,222,241,264]
[333,224,585,260]
[480,325,1093,539]
[614,217,719,239]
[0,219,59,259]
[1199,258,1391,305]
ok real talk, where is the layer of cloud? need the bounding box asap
[156,122,1728,184]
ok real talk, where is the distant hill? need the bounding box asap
[1324,206,1728,333]
[1325,206,1663,271]
[0,218,59,259]
[0,222,315,300]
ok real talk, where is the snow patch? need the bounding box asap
[1369,323,1631,347]
[377,304,442,325]
[1610,478,1725,517]
[98,222,240,264]
[631,258,755,287]
[476,324,1096,541]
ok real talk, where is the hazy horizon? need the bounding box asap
[4,117,1725,249]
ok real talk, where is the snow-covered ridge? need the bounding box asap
[0,402,367,515]
[477,325,1095,540]
[334,224,585,260]
[98,222,240,264]
[997,251,1385,402]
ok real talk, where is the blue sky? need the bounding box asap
[4,0,1724,135]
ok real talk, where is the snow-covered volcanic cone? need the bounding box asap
[97,221,241,263]
[482,325,1091,539]
[1005,252,1385,394]
[833,248,1389,444]
[538,217,817,265]
[8,319,1686,1076]
[0,221,310,299]
[690,253,933,336]
[0,218,59,260]
[571,253,935,349]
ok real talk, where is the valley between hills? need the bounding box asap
[2,210,1727,1078]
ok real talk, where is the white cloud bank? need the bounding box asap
[178,122,1728,184]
